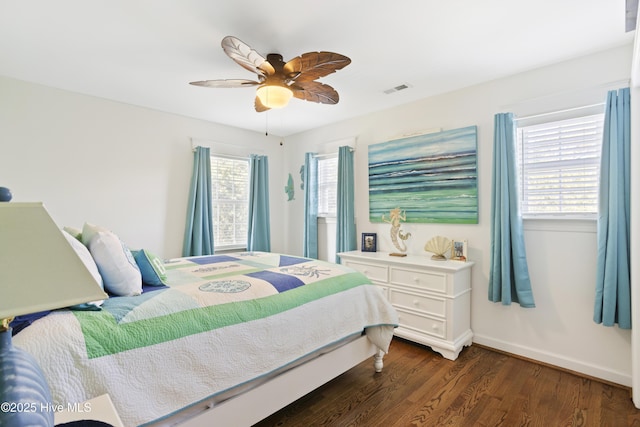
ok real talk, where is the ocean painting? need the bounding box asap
[368,126,478,224]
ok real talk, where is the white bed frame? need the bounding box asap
[176,335,384,427]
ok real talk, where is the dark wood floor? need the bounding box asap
[253,338,640,427]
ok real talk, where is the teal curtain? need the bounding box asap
[303,153,318,258]
[183,146,214,256]
[335,146,356,262]
[594,88,631,329]
[247,154,271,252]
[488,113,535,307]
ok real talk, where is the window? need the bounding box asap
[210,155,249,249]
[317,155,338,217]
[516,113,604,218]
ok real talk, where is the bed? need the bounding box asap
[12,251,398,427]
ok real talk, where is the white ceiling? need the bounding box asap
[0,1,634,137]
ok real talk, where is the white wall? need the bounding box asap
[283,44,634,386]
[0,76,285,258]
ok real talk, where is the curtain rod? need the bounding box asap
[514,102,605,122]
[313,148,355,159]
[192,147,267,161]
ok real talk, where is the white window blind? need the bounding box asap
[517,113,604,217]
[210,155,249,249]
[317,155,338,217]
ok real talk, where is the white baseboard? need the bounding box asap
[473,333,631,387]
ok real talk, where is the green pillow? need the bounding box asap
[63,226,83,241]
[133,249,168,286]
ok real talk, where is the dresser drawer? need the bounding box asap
[390,267,447,293]
[396,308,446,339]
[343,260,388,282]
[389,288,445,317]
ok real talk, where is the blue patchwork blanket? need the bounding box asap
[14,252,398,426]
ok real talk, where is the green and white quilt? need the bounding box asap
[14,252,398,426]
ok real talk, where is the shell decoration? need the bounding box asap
[424,236,451,261]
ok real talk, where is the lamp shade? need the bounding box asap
[0,203,108,427]
[256,85,293,109]
[0,202,107,319]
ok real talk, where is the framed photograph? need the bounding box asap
[451,240,468,261]
[361,233,377,252]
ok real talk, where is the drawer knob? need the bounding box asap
[432,324,439,330]
[413,300,420,306]
[413,277,419,282]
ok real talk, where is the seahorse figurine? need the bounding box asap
[382,207,411,254]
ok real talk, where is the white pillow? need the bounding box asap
[87,230,142,296]
[62,230,105,308]
[81,222,110,247]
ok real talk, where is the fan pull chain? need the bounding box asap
[265,111,269,136]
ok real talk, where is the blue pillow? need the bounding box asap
[10,311,51,335]
[133,249,168,286]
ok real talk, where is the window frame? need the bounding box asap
[317,154,338,218]
[209,154,250,251]
[515,106,605,222]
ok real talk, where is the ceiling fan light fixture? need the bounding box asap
[191,36,351,112]
[256,85,293,109]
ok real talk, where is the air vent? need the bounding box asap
[384,83,412,94]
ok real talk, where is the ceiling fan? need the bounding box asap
[189,36,351,112]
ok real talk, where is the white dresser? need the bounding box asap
[338,250,473,360]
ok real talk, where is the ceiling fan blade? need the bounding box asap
[254,96,271,112]
[283,52,351,82]
[291,81,340,105]
[222,36,276,77]
[189,79,260,88]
